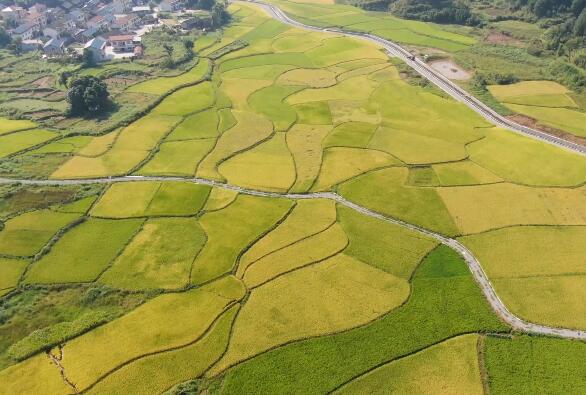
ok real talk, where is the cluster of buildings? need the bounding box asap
[0,0,187,60]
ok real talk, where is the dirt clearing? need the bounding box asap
[429,59,471,80]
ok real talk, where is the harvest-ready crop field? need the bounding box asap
[0,1,585,394]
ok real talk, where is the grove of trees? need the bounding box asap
[66,76,110,116]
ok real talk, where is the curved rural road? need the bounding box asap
[2,175,585,340]
[245,0,586,156]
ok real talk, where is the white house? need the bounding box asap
[84,36,107,61]
[108,34,134,52]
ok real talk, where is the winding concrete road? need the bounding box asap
[2,175,585,340]
[248,0,586,156]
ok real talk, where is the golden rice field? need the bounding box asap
[0,1,585,393]
[488,81,586,137]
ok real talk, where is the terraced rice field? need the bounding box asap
[0,1,585,393]
[488,81,586,138]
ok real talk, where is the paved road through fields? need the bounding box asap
[2,175,585,340]
[245,0,586,156]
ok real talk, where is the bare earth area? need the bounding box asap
[484,31,523,46]
[429,59,471,80]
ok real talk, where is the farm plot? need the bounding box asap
[151,82,215,116]
[0,118,36,135]
[238,199,337,270]
[210,253,410,375]
[0,129,58,159]
[90,181,210,218]
[488,81,586,138]
[51,115,181,178]
[99,217,206,290]
[59,276,245,391]
[0,353,69,395]
[433,160,503,186]
[338,167,459,236]
[0,209,81,257]
[216,246,507,394]
[24,218,144,284]
[438,183,586,234]
[488,80,577,108]
[128,59,211,95]
[274,0,475,52]
[190,195,293,284]
[485,335,586,394]
[219,133,296,192]
[85,307,239,395]
[137,139,216,176]
[0,258,28,296]
[196,111,273,180]
[467,128,586,186]
[241,223,348,288]
[460,226,586,329]
[337,205,437,278]
[2,2,586,392]
[287,124,332,192]
[336,335,483,395]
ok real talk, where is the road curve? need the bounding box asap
[246,0,586,156]
[1,175,585,340]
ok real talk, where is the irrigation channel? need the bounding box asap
[2,175,585,341]
[243,0,586,156]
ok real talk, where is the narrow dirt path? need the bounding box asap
[2,175,585,340]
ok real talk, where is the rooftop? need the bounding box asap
[85,35,107,49]
[109,34,134,41]
[12,23,34,34]
[44,37,66,48]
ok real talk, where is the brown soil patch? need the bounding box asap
[507,114,586,147]
[44,91,66,101]
[30,76,55,89]
[485,32,523,47]
[430,59,471,80]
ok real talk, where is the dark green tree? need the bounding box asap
[58,71,71,86]
[66,76,110,116]
[197,0,215,10]
[82,48,95,68]
[0,27,11,48]
[163,43,174,57]
[8,37,22,55]
[183,39,194,54]
[574,8,586,36]
[211,2,229,27]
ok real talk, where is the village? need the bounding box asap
[0,0,216,61]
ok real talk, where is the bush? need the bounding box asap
[548,60,586,90]
[7,311,112,361]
